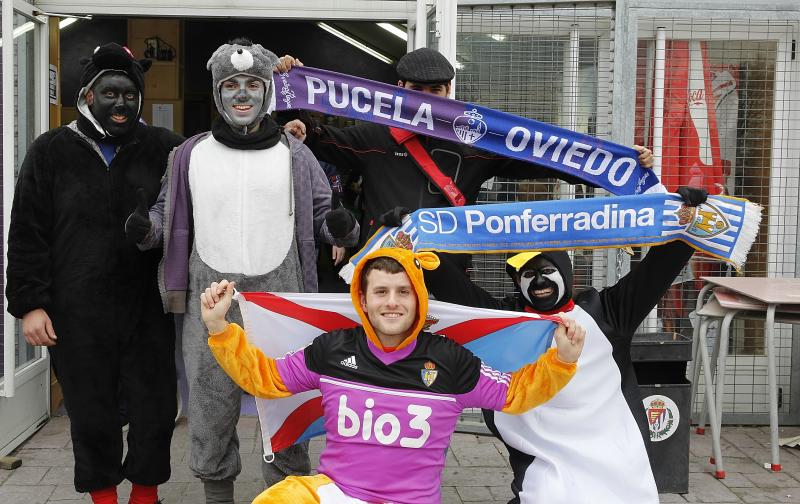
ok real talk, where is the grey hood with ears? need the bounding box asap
[206,41,279,129]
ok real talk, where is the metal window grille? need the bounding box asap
[453,4,800,425]
[456,3,615,300]
[454,2,615,429]
[427,6,440,52]
[635,17,800,422]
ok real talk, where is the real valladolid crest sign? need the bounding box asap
[644,395,680,442]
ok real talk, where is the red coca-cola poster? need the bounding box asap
[636,40,740,334]
[661,41,725,194]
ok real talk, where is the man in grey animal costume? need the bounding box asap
[126,38,359,504]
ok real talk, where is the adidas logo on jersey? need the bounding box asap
[341,355,358,369]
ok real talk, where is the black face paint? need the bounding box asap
[89,73,139,138]
[518,256,566,311]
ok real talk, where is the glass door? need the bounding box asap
[0,0,50,457]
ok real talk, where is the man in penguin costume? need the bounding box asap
[126,38,359,504]
[420,186,708,503]
[7,43,185,504]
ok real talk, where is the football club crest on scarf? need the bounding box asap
[453,109,488,144]
[275,66,664,196]
[678,202,730,238]
[340,192,761,284]
[421,361,438,387]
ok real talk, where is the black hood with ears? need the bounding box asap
[76,43,151,143]
[506,250,574,311]
[79,43,150,95]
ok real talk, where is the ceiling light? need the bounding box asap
[59,18,78,29]
[12,22,35,38]
[1,16,80,47]
[317,22,393,65]
[377,22,407,41]
[489,34,507,42]
[0,22,33,47]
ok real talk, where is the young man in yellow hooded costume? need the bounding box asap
[200,247,585,503]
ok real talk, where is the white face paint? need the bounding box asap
[520,276,536,305]
[219,75,267,129]
[518,264,565,310]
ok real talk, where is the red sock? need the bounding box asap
[89,486,117,504]
[129,483,158,504]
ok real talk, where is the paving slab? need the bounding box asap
[0,484,56,504]
[6,415,800,503]
[4,465,48,485]
[683,472,743,503]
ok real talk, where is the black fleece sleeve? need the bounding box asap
[6,135,55,318]
[490,155,600,188]
[599,240,695,335]
[304,123,376,179]
[424,255,504,310]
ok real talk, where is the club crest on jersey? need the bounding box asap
[421,361,438,387]
[453,109,487,145]
[677,202,730,238]
[423,315,439,331]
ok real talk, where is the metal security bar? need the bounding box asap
[634,18,800,422]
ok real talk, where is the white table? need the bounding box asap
[691,277,800,477]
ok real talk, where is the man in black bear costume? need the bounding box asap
[6,43,184,504]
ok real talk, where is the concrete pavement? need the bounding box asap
[2,414,800,503]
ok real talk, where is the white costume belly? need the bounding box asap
[495,305,658,504]
[189,136,294,276]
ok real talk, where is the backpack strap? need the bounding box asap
[388,127,466,206]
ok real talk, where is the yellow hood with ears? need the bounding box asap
[350,247,440,352]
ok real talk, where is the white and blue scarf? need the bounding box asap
[272,67,760,275]
[340,194,761,283]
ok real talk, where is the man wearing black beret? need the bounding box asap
[394,46,457,87]
[6,43,184,504]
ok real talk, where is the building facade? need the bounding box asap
[2,0,798,456]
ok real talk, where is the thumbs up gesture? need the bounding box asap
[124,188,153,244]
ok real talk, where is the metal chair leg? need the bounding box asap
[708,310,737,467]
[698,315,726,434]
[765,305,781,472]
[698,320,725,479]
[714,311,737,434]
[690,283,716,423]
